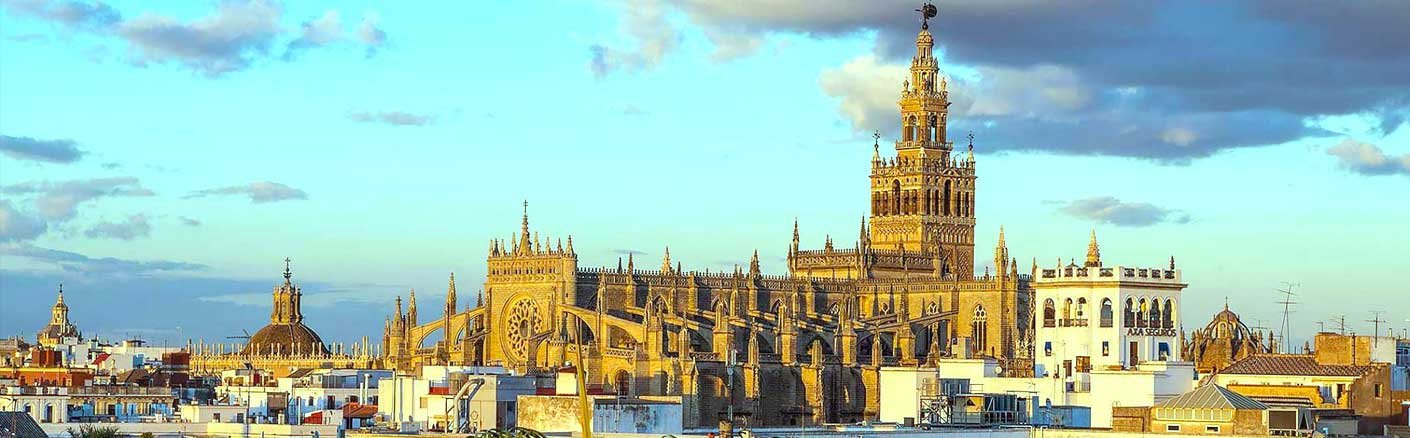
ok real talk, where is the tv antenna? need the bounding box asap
[1364,311,1387,352]
[1366,311,1387,338]
[1331,314,1347,335]
[227,329,252,341]
[1275,282,1298,354]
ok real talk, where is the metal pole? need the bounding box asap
[727,348,735,438]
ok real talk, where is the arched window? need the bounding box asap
[1123,298,1135,327]
[1150,300,1162,328]
[972,305,988,353]
[1100,298,1113,327]
[1063,298,1073,322]
[943,181,952,216]
[1137,299,1148,328]
[892,180,902,216]
[1043,299,1056,328]
[1077,298,1087,319]
[1163,299,1175,328]
[929,115,939,142]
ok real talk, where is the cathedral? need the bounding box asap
[381,13,1034,428]
[190,260,379,377]
[36,285,80,346]
[1182,304,1273,375]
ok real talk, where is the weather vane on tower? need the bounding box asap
[916,2,938,30]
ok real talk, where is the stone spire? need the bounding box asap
[54,283,66,310]
[661,246,672,273]
[792,218,800,247]
[408,288,418,325]
[446,273,457,312]
[1084,230,1102,267]
[518,200,532,254]
[749,250,761,277]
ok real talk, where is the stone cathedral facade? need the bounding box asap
[382,19,1034,428]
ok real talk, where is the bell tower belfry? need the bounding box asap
[868,4,977,278]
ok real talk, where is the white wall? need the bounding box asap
[593,402,682,434]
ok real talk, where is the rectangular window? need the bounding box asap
[1076,356,1091,373]
[213,413,221,422]
[1166,424,1180,432]
[1045,342,1053,356]
[1205,425,1220,433]
[1374,384,1383,397]
[1102,341,1110,356]
[1158,342,1171,360]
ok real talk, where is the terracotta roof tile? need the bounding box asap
[1219,354,1375,377]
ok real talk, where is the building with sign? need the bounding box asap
[1033,233,1187,380]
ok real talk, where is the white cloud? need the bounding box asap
[185,181,308,203]
[589,0,680,78]
[84,214,150,240]
[818,55,907,134]
[1326,139,1410,176]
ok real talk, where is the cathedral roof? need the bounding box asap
[239,259,328,356]
[242,322,326,355]
[1197,304,1257,341]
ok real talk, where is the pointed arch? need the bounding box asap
[892,180,902,216]
[1043,299,1055,328]
[1100,298,1114,327]
[971,304,989,354]
[942,180,952,216]
[1163,298,1175,328]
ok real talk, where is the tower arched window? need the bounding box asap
[1100,298,1113,327]
[1063,298,1073,322]
[1123,298,1135,327]
[1150,299,1162,328]
[972,305,988,353]
[1077,298,1087,319]
[1163,299,1175,328]
[943,181,952,216]
[1042,299,1055,328]
[1137,298,1148,328]
[930,115,940,143]
[892,180,902,216]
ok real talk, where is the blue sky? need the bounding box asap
[1,0,1407,348]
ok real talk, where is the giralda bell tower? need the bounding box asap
[868,6,978,278]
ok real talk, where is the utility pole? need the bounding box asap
[1275,283,1298,354]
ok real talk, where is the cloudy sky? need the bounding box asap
[1,0,1407,348]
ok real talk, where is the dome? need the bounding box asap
[1200,305,1255,342]
[242,322,326,355]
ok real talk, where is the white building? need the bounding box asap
[1033,232,1187,380]
[377,365,538,433]
[877,234,1198,429]
[215,368,390,424]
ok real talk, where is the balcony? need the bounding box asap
[1059,318,1089,327]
